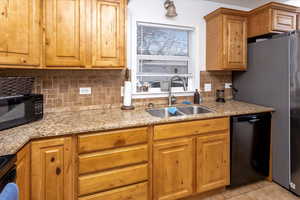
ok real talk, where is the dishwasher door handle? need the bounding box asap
[248,119,261,123]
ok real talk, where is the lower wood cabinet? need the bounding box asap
[153,117,230,200]
[14,118,230,200]
[31,137,74,200]
[196,133,229,193]
[16,144,31,200]
[79,182,148,200]
[153,138,195,200]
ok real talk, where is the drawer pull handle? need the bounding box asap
[56,167,61,175]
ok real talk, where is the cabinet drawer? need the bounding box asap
[154,118,229,140]
[79,164,148,196]
[78,127,148,153]
[79,182,148,200]
[273,9,297,31]
[79,144,148,174]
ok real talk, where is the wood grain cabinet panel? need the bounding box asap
[154,118,229,140]
[78,127,148,153]
[248,2,299,38]
[0,0,39,66]
[91,0,125,68]
[205,8,247,71]
[272,9,297,31]
[153,138,194,200]
[196,133,229,193]
[223,15,247,70]
[44,0,85,67]
[31,137,74,200]
[16,144,31,200]
[79,182,148,200]
[79,144,148,174]
[79,163,148,196]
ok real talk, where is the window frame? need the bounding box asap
[130,20,198,99]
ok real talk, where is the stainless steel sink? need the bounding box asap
[146,106,213,118]
[177,106,212,115]
[146,107,184,118]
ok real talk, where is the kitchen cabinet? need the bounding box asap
[44,0,86,67]
[31,137,74,200]
[77,127,149,199]
[0,0,126,69]
[0,0,40,67]
[14,118,231,200]
[16,144,31,200]
[196,133,229,193]
[248,2,298,38]
[153,137,194,200]
[153,117,229,200]
[205,8,247,71]
[90,0,126,68]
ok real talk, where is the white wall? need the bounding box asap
[127,0,250,72]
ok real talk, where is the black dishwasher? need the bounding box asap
[230,113,271,188]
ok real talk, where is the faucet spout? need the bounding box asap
[168,76,187,106]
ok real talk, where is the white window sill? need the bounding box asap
[132,91,194,99]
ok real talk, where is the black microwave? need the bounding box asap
[0,94,43,131]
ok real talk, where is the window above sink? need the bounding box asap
[130,22,199,99]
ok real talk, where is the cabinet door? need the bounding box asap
[45,0,85,67]
[31,137,74,200]
[223,15,247,70]
[153,138,194,200]
[16,144,31,200]
[196,133,229,193]
[272,9,297,32]
[0,0,39,66]
[91,0,125,68]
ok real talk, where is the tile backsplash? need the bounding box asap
[0,69,232,112]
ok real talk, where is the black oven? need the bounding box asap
[0,94,43,131]
[0,155,16,192]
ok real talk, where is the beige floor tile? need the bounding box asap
[245,184,299,200]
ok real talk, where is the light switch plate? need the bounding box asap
[79,87,92,95]
[204,83,212,92]
[225,83,232,89]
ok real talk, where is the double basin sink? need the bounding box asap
[146,105,213,118]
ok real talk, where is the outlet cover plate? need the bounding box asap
[225,83,232,89]
[204,83,212,92]
[80,87,92,95]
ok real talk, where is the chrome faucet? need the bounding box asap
[168,76,187,106]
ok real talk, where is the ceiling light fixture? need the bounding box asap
[164,0,178,18]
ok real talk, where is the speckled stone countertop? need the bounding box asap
[0,100,274,156]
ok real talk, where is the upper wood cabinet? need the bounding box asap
[153,137,194,200]
[44,0,86,67]
[196,133,229,193]
[205,8,248,71]
[90,0,125,68]
[248,2,299,38]
[31,137,74,200]
[0,0,40,66]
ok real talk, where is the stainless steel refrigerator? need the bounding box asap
[233,31,300,195]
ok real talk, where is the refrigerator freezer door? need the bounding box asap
[233,36,290,188]
[290,32,300,195]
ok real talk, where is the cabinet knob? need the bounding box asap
[45,38,50,46]
[56,167,61,175]
[20,58,27,64]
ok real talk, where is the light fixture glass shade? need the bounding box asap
[164,0,178,17]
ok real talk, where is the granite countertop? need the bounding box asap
[0,100,274,156]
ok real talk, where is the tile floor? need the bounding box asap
[190,181,300,200]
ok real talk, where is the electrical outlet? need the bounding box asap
[204,83,212,92]
[225,83,232,89]
[79,87,91,95]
